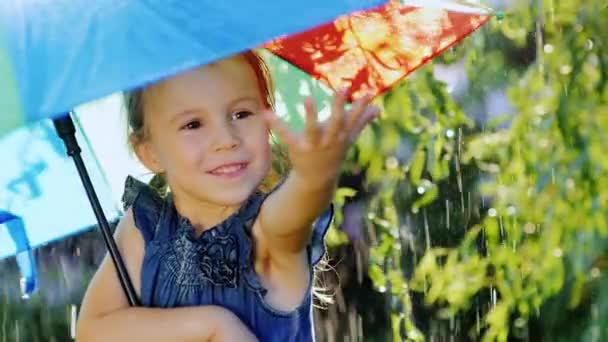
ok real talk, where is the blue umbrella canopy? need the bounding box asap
[0,0,385,135]
[0,114,120,295]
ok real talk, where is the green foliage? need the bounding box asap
[339,0,608,340]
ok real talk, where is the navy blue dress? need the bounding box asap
[122,176,333,341]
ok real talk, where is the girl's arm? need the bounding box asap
[76,209,256,342]
[259,92,380,254]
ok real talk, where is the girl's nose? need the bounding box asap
[211,120,241,151]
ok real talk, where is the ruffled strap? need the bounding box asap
[238,182,334,294]
[240,180,335,267]
[308,203,334,266]
[122,175,164,244]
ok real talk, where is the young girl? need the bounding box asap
[76,50,379,341]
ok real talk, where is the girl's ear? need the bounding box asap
[132,138,164,174]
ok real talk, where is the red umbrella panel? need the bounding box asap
[264,0,492,101]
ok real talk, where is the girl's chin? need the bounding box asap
[198,182,261,204]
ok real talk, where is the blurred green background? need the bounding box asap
[1,0,607,341]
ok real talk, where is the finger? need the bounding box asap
[263,110,298,146]
[344,93,374,133]
[348,104,380,142]
[303,97,321,145]
[322,89,348,146]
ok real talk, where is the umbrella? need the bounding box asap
[0,102,148,297]
[0,0,493,304]
[264,0,492,101]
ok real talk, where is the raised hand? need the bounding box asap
[263,90,380,190]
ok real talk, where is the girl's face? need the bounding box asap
[136,56,272,207]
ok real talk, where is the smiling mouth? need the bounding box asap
[207,162,249,177]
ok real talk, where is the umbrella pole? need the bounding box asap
[53,113,140,307]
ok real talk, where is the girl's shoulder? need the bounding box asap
[121,175,165,244]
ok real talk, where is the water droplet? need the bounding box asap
[445,129,455,138]
[495,11,505,21]
[524,223,536,234]
[560,65,572,75]
[367,212,376,220]
[566,178,575,190]
[423,209,431,250]
[488,208,497,217]
[586,39,594,51]
[417,186,425,194]
[514,317,526,328]
[543,44,554,54]
[507,206,517,216]
[553,248,563,258]
[534,104,547,115]
[591,267,601,278]
[386,156,399,170]
[378,286,387,293]
[71,305,78,338]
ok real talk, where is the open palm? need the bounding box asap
[263,90,380,188]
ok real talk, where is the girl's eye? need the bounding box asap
[232,110,254,120]
[181,120,201,130]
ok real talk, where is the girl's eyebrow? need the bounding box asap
[169,108,202,124]
[169,95,260,124]
[227,95,259,107]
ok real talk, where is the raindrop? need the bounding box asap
[476,307,481,333]
[566,178,575,190]
[445,129,455,138]
[14,321,20,341]
[417,186,425,194]
[455,158,465,214]
[491,288,497,307]
[560,65,572,75]
[499,215,505,240]
[71,304,78,338]
[449,316,455,336]
[586,39,594,51]
[543,44,554,54]
[424,208,431,251]
[534,104,547,115]
[488,208,497,217]
[553,248,563,258]
[386,156,399,170]
[524,223,536,234]
[539,139,550,148]
[378,286,387,293]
